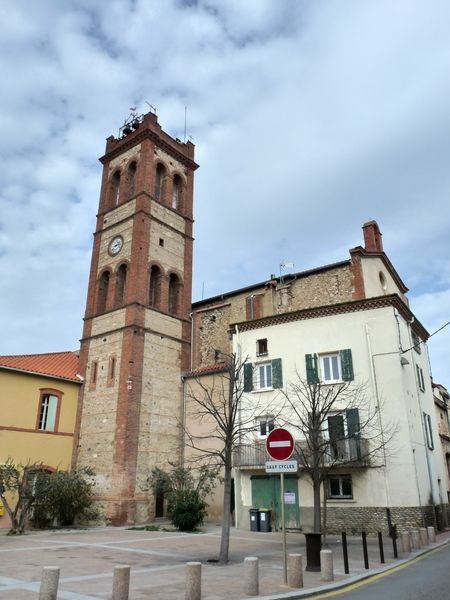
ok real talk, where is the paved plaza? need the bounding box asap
[0,524,448,599]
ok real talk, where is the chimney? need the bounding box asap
[362,220,383,253]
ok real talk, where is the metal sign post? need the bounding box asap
[265,428,297,586]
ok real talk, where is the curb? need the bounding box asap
[241,538,450,600]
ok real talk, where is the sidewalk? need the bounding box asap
[0,525,448,599]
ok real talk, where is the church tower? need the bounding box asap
[74,111,198,524]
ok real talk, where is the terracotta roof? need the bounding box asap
[183,362,229,378]
[0,351,82,383]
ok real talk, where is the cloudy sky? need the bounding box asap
[0,0,449,386]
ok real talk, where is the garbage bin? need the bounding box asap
[259,509,272,532]
[304,532,322,571]
[249,508,260,532]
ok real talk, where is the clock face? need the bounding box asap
[109,236,123,256]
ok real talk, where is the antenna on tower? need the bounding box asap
[184,106,187,143]
[145,101,156,114]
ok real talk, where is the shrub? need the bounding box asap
[168,489,208,532]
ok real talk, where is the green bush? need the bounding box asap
[168,489,207,532]
[32,467,97,528]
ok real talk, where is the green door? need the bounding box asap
[251,475,300,530]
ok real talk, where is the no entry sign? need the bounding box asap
[266,428,295,461]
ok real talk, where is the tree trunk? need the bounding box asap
[322,485,327,545]
[313,474,321,532]
[219,462,232,564]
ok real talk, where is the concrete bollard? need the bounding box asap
[427,526,436,543]
[401,531,411,553]
[419,527,428,546]
[287,553,303,588]
[320,549,334,582]
[39,566,60,600]
[186,562,201,600]
[112,565,130,600]
[411,529,421,549]
[244,557,259,596]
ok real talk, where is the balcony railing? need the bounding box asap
[233,438,370,468]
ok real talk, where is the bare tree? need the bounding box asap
[281,375,395,535]
[183,352,281,564]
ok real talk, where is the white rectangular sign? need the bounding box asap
[265,460,298,473]
[284,492,296,504]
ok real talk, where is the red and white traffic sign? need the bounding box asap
[266,428,295,461]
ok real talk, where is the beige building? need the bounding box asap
[0,351,81,528]
[185,221,449,533]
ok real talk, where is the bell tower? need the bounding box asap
[74,111,198,524]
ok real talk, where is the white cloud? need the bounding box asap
[0,0,448,388]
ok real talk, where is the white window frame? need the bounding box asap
[38,394,58,431]
[256,416,275,438]
[417,365,425,392]
[424,412,434,450]
[320,353,342,383]
[256,362,272,390]
[328,474,353,499]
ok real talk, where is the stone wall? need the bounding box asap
[324,505,443,534]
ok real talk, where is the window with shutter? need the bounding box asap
[244,363,253,392]
[305,354,319,384]
[340,349,354,381]
[272,358,283,389]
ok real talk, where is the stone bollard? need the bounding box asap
[287,553,303,588]
[411,529,421,550]
[427,526,436,543]
[244,557,259,596]
[320,549,334,582]
[112,565,130,600]
[419,527,428,546]
[186,562,201,600]
[401,531,411,553]
[39,566,60,600]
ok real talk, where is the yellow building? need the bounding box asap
[0,351,81,528]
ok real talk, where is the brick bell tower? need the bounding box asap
[74,111,198,524]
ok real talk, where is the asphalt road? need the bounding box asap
[323,543,450,600]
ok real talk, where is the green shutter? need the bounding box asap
[244,363,253,392]
[346,408,361,459]
[272,358,283,389]
[305,354,319,384]
[340,349,354,381]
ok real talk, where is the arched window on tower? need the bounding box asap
[115,264,128,307]
[97,270,110,314]
[155,163,166,202]
[126,161,137,199]
[168,273,182,315]
[109,171,121,209]
[172,175,182,210]
[149,265,162,309]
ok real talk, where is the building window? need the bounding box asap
[97,271,110,314]
[327,409,361,461]
[149,265,162,309]
[424,412,434,450]
[108,356,116,381]
[126,161,137,199]
[90,361,98,386]
[168,273,181,315]
[115,264,128,307]
[328,475,353,499]
[417,365,426,391]
[155,163,166,201]
[172,174,182,210]
[37,393,59,432]
[109,170,121,208]
[256,362,272,389]
[305,350,354,384]
[321,353,341,383]
[257,416,275,437]
[256,339,268,357]
[244,359,283,392]
[412,331,422,354]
